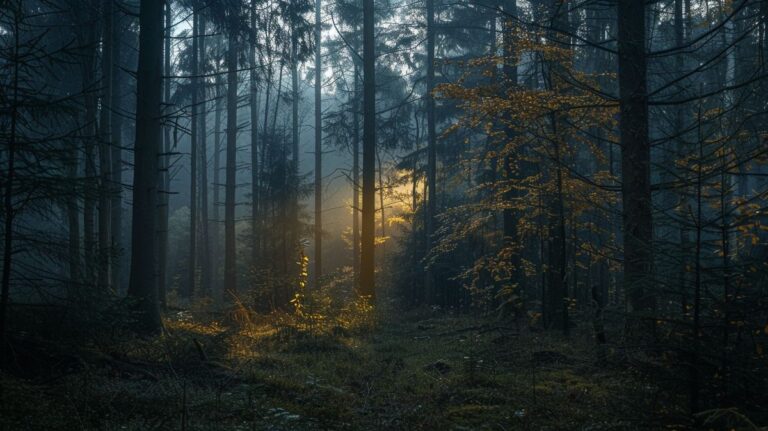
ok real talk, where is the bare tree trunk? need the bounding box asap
[690,113,703,415]
[157,0,172,306]
[271,62,284,136]
[377,150,385,260]
[199,13,211,296]
[411,114,420,305]
[674,0,689,319]
[719,132,732,397]
[110,0,124,293]
[314,0,322,289]
[548,122,568,334]
[186,10,200,300]
[359,0,376,299]
[127,0,164,333]
[291,24,300,255]
[250,0,260,271]
[424,0,436,303]
[224,18,239,295]
[213,36,223,299]
[69,149,81,294]
[352,61,360,291]
[1,6,21,343]
[83,20,98,288]
[617,0,654,342]
[98,0,114,291]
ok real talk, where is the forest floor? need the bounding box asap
[0,306,733,430]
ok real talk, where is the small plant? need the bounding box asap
[289,249,310,321]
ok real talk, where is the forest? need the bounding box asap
[1,0,767,429]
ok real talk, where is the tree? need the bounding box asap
[250,0,260,273]
[212,32,224,300]
[98,0,114,291]
[79,3,98,289]
[111,1,126,294]
[199,9,211,296]
[157,0,173,306]
[424,0,437,303]
[314,0,323,289]
[359,0,376,299]
[541,0,570,334]
[187,6,200,300]
[127,0,165,332]
[224,4,239,296]
[0,1,21,343]
[0,0,89,342]
[283,0,313,258]
[617,0,654,340]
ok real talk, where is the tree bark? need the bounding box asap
[291,20,300,257]
[187,9,199,300]
[127,0,164,333]
[314,0,323,289]
[1,5,21,343]
[352,60,360,291]
[110,0,124,293]
[543,0,569,335]
[213,35,223,300]
[617,0,654,341]
[157,0,172,306]
[199,12,211,296]
[224,14,239,295]
[82,17,98,288]
[425,0,437,304]
[250,0,260,272]
[359,0,376,299]
[98,0,114,291]
[501,0,525,319]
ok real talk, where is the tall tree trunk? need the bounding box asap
[110,0,124,293]
[543,0,569,334]
[424,0,437,303]
[548,119,568,333]
[674,0,690,321]
[411,113,420,305]
[501,0,524,317]
[352,61,360,291]
[69,150,81,294]
[186,9,199,300]
[271,62,284,135]
[1,6,21,343]
[377,150,385,260]
[199,13,211,296]
[213,36,223,299]
[224,17,239,295]
[617,0,654,341]
[250,0,260,272]
[359,0,376,299]
[291,24,300,256]
[157,0,172,306]
[719,134,732,397]
[690,115,703,415]
[282,134,288,276]
[314,0,322,289]
[83,20,98,288]
[127,0,164,333]
[260,42,275,272]
[98,0,114,291]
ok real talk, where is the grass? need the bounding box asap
[0,305,745,430]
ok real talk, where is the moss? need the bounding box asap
[1,314,688,430]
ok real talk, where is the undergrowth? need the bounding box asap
[1,282,765,430]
